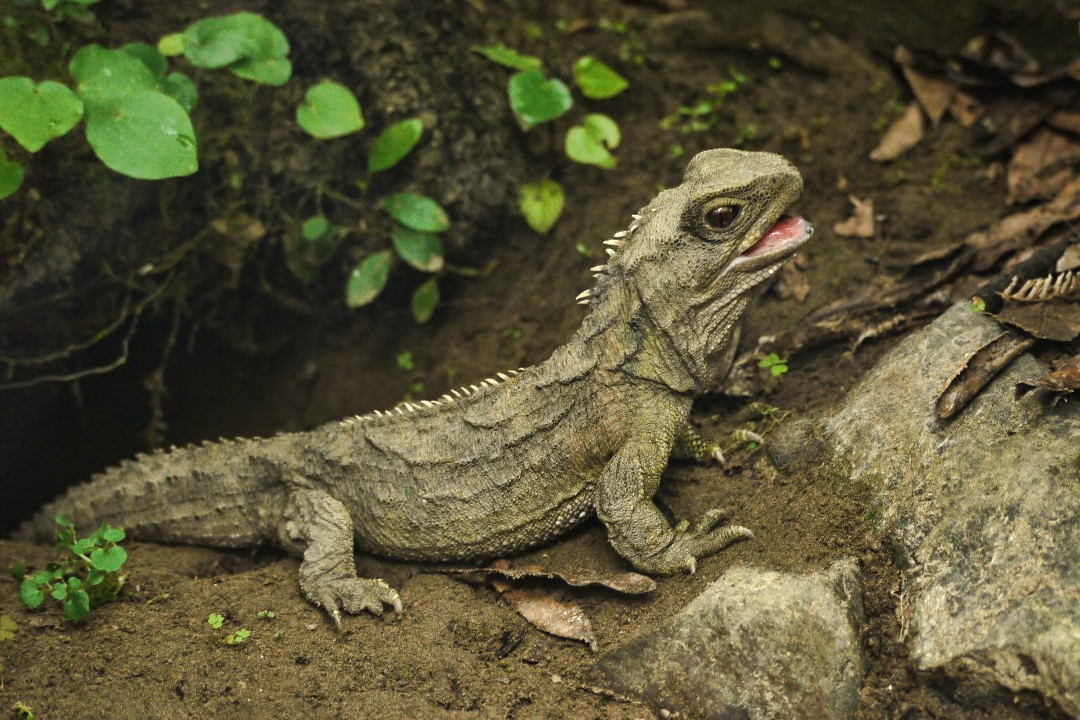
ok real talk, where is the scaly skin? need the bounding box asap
[17,149,812,626]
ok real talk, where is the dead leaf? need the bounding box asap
[1016,353,1080,403]
[1058,244,1080,272]
[490,579,598,650]
[833,196,875,238]
[1047,111,1080,136]
[1006,128,1080,204]
[997,299,1080,341]
[870,103,925,161]
[895,46,955,125]
[948,91,985,127]
[966,175,1080,271]
[936,330,1034,419]
[444,561,656,594]
[774,259,811,302]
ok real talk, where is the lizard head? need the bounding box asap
[585,148,812,390]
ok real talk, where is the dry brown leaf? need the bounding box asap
[895,47,955,125]
[997,299,1080,341]
[936,330,1034,419]
[1016,353,1080,403]
[1057,244,1080,272]
[1047,111,1080,136]
[948,91,985,127]
[480,563,656,594]
[966,175,1080,271]
[870,103,925,161]
[833,196,875,238]
[1006,128,1080,205]
[774,260,811,302]
[490,579,598,650]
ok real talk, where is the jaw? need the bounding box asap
[726,215,814,275]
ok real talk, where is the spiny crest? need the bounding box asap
[1001,270,1079,303]
[338,368,527,427]
[575,208,657,306]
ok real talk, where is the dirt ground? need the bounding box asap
[0,0,1074,718]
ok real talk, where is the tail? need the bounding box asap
[15,437,289,548]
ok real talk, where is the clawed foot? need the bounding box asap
[645,509,754,576]
[303,576,403,628]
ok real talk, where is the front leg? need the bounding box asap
[279,489,402,627]
[595,437,752,576]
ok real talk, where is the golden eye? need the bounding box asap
[705,205,740,229]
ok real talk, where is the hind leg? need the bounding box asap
[279,489,401,628]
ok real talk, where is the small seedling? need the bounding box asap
[971,296,986,313]
[758,353,789,377]
[13,702,35,720]
[396,352,415,372]
[208,613,251,644]
[14,515,128,622]
[257,610,276,620]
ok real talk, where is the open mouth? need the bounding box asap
[728,215,813,272]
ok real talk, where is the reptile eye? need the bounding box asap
[705,205,740,229]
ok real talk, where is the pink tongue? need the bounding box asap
[741,215,806,257]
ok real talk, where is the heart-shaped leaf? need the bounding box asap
[368,118,423,175]
[508,70,572,130]
[0,152,25,200]
[346,251,393,308]
[121,43,168,77]
[383,193,450,233]
[297,80,364,139]
[69,44,159,112]
[565,113,620,169]
[0,77,84,152]
[411,277,439,324]
[85,91,198,179]
[518,179,564,234]
[90,545,127,572]
[573,56,629,99]
[63,588,90,622]
[392,225,444,272]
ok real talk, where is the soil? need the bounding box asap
[0,1,1072,718]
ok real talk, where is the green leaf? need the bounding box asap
[392,226,444,272]
[10,564,28,581]
[0,152,24,200]
[565,114,620,169]
[368,118,423,175]
[0,615,16,641]
[573,56,629,99]
[51,583,67,601]
[157,33,185,57]
[89,546,127,572]
[162,72,198,113]
[183,12,289,71]
[85,91,198,179]
[301,215,330,240]
[507,70,572,130]
[63,588,90,622]
[121,43,167,77]
[383,193,449,233]
[19,579,46,609]
[471,44,543,71]
[296,81,364,139]
[71,537,95,554]
[0,77,84,152]
[230,55,292,86]
[517,179,564,234]
[208,613,224,629]
[411,278,439,324]
[346,251,393,308]
[101,526,125,543]
[87,569,105,585]
[69,44,159,112]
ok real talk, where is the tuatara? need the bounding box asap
[17,149,812,626]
